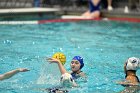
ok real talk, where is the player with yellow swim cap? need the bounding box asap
[52,52,66,65]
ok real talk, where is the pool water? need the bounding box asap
[0,20,140,93]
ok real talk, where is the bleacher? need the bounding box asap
[0,0,33,8]
[0,0,139,18]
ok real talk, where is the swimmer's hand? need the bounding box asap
[47,58,61,64]
[18,68,30,72]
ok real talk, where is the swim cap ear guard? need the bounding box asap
[126,57,140,71]
[72,56,84,69]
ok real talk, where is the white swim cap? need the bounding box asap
[126,57,140,71]
[60,73,77,87]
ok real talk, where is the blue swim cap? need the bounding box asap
[72,56,84,69]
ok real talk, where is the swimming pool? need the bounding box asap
[0,20,140,93]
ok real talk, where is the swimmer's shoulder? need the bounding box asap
[79,71,86,77]
[117,81,140,87]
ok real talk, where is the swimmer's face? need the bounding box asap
[70,60,81,72]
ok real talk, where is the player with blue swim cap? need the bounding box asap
[70,56,85,79]
[47,54,86,87]
[72,56,84,69]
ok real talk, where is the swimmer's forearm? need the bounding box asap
[0,69,20,80]
[57,61,67,74]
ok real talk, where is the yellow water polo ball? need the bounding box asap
[52,52,66,65]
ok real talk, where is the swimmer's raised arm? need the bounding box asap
[47,58,67,74]
[0,68,29,80]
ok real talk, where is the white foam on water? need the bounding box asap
[36,61,61,85]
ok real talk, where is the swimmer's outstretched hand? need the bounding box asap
[18,68,30,72]
[47,58,60,64]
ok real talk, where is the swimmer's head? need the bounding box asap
[125,57,140,71]
[72,56,84,69]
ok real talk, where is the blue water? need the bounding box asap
[0,20,140,93]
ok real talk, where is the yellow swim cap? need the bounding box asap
[52,52,66,65]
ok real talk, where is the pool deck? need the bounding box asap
[61,7,140,19]
[0,7,140,23]
[0,8,60,15]
[101,8,140,19]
